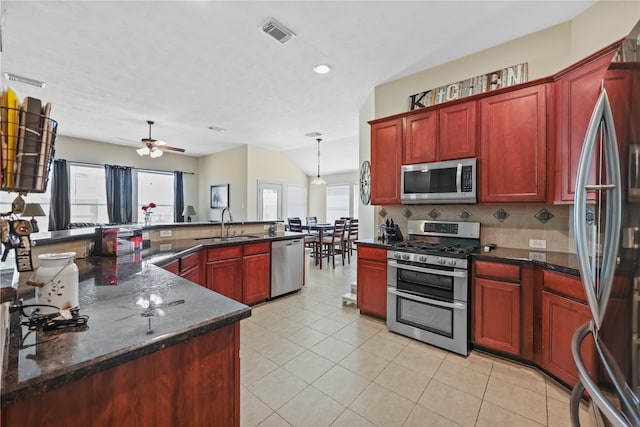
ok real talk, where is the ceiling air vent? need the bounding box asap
[261,18,295,44]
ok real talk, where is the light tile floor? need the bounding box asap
[240,253,598,427]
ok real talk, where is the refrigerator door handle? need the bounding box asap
[574,88,622,329]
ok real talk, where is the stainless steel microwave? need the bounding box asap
[401,158,477,204]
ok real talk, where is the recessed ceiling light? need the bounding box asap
[313,64,331,75]
[305,132,322,138]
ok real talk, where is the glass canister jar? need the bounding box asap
[35,252,79,314]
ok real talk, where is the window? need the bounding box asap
[287,185,307,220]
[258,181,282,221]
[69,164,109,224]
[326,185,350,223]
[137,170,174,224]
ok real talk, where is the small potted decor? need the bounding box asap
[141,202,156,226]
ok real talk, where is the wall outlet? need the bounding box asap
[159,243,172,251]
[529,239,546,249]
[159,230,172,238]
[529,251,547,262]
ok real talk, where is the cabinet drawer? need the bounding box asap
[474,260,520,282]
[358,246,387,262]
[543,270,586,303]
[163,260,179,274]
[180,251,200,272]
[208,245,242,261]
[244,242,270,256]
[180,266,200,284]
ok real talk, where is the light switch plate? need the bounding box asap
[529,251,547,262]
[159,230,172,238]
[159,243,172,251]
[529,239,546,249]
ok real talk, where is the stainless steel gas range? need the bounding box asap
[386,220,480,356]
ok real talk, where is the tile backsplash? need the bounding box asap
[379,204,576,253]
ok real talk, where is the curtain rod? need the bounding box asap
[65,160,195,175]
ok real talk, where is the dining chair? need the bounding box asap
[344,218,359,264]
[319,219,346,269]
[288,217,303,232]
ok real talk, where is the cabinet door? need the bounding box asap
[206,258,242,302]
[473,277,521,355]
[243,253,270,305]
[370,118,403,205]
[404,110,437,164]
[357,258,387,319]
[555,51,617,203]
[480,84,547,202]
[439,101,477,160]
[541,291,597,387]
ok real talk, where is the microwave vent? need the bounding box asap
[261,18,295,44]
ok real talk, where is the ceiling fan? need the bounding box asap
[136,120,185,158]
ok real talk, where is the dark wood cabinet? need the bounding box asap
[357,246,388,319]
[179,250,203,285]
[479,84,548,203]
[207,246,243,302]
[472,260,533,357]
[540,270,597,387]
[438,100,477,160]
[403,110,437,164]
[242,242,271,305]
[370,118,403,204]
[554,47,618,204]
[162,260,179,274]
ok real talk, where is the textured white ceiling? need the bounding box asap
[1,1,595,176]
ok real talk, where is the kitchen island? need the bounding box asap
[1,254,251,427]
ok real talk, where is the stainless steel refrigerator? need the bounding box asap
[571,22,640,426]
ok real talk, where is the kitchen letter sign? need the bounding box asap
[408,63,528,110]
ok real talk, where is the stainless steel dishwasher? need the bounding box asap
[271,238,304,298]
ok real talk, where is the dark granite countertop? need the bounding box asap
[356,238,580,276]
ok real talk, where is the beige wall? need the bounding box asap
[362,1,640,253]
[246,146,309,221]
[197,145,248,222]
[358,92,375,240]
[198,145,309,223]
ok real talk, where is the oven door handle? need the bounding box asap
[388,287,466,310]
[387,260,466,278]
[456,163,462,194]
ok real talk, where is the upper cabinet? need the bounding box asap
[554,45,619,204]
[479,84,548,203]
[403,100,477,164]
[370,118,403,204]
[438,101,478,161]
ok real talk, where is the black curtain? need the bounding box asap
[174,171,184,222]
[48,159,71,231]
[104,164,132,224]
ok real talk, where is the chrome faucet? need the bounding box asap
[221,208,233,237]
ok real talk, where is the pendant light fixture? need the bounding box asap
[311,138,326,185]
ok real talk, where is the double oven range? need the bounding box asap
[387,220,480,356]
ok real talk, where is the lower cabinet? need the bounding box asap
[207,246,243,302]
[242,243,271,305]
[541,271,598,387]
[472,260,528,357]
[357,246,388,319]
[474,277,521,355]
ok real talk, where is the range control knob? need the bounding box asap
[418,255,427,263]
[394,252,402,259]
[447,259,457,266]
[436,257,447,265]
[402,253,411,260]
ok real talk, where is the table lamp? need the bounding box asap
[182,205,196,222]
[22,203,46,233]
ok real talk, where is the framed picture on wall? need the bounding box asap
[210,184,229,209]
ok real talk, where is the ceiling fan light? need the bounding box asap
[137,147,149,156]
[150,149,163,158]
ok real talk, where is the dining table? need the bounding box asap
[306,223,334,269]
